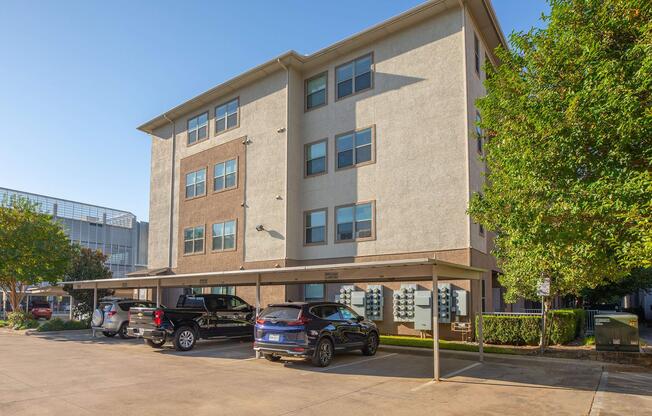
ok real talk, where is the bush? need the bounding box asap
[476,315,541,345]
[37,318,90,332]
[7,311,39,330]
[477,309,585,346]
[0,320,7,327]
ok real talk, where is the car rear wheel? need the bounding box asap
[117,322,130,339]
[362,332,379,356]
[102,331,116,337]
[263,353,281,362]
[145,338,166,348]
[173,326,197,351]
[311,338,333,367]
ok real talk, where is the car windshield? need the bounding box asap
[259,306,301,321]
[31,302,49,308]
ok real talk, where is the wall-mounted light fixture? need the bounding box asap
[255,224,265,232]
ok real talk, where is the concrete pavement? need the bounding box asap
[0,330,650,415]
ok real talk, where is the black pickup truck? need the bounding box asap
[127,294,255,351]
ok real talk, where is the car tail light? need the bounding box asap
[153,310,164,326]
[107,311,117,318]
[287,312,311,326]
[256,318,266,325]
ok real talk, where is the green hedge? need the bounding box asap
[37,318,90,332]
[476,309,585,346]
[7,312,39,330]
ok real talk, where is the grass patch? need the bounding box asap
[36,318,90,332]
[380,335,521,355]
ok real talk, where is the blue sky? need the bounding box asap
[0,0,549,220]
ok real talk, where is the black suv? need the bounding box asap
[254,302,379,367]
[128,294,255,351]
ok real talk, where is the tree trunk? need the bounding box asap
[1,280,26,314]
[541,297,552,352]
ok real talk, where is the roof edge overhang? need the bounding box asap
[64,258,486,290]
[138,0,509,134]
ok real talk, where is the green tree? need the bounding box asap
[581,268,652,305]
[469,0,652,303]
[63,246,114,319]
[0,196,73,313]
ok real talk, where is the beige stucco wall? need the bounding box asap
[290,8,469,260]
[148,70,289,269]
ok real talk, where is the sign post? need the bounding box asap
[537,277,550,354]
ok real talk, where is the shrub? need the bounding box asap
[37,318,90,332]
[477,309,586,346]
[0,320,7,327]
[7,311,39,330]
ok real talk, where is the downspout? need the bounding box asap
[163,114,176,270]
[276,58,290,264]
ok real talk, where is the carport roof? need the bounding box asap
[67,258,485,290]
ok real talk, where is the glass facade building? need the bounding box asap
[0,187,148,278]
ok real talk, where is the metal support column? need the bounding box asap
[255,274,261,359]
[156,279,161,307]
[69,295,73,321]
[478,310,484,362]
[2,290,6,320]
[93,284,98,310]
[26,295,30,313]
[432,265,440,382]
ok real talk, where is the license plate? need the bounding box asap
[268,333,280,342]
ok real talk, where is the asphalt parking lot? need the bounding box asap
[1,330,650,416]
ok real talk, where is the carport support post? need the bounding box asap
[478,310,484,362]
[156,279,161,307]
[69,295,73,320]
[93,284,98,311]
[432,266,439,382]
[255,274,261,359]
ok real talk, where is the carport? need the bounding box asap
[69,258,486,381]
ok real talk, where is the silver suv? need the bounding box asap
[92,298,157,338]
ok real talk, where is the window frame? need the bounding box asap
[213,157,239,193]
[474,33,481,76]
[304,138,328,177]
[304,71,328,112]
[334,200,376,243]
[187,111,209,146]
[303,207,328,246]
[335,53,374,101]
[183,225,206,255]
[211,219,238,252]
[184,167,207,200]
[303,283,325,302]
[215,97,240,135]
[335,125,376,171]
[475,110,483,155]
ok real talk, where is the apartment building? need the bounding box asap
[136,0,506,336]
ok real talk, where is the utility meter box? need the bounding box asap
[595,313,639,352]
[393,284,417,322]
[414,290,432,330]
[365,285,384,321]
[452,289,468,317]
[336,285,366,317]
[437,283,452,324]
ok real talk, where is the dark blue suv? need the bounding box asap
[254,302,379,367]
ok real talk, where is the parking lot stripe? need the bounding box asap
[300,353,399,375]
[588,371,608,416]
[442,362,482,379]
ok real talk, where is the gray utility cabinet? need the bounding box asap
[336,285,366,317]
[594,312,639,352]
[414,290,432,330]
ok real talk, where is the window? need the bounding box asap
[336,202,373,242]
[479,223,485,235]
[214,159,237,191]
[485,53,491,79]
[475,111,483,154]
[212,220,236,251]
[305,72,327,110]
[305,140,327,176]
[338,306,359,320]
[228,296,249,311]
[185,168,206,199]
[336,54,373,99]
[183,226,205,254]
[304,209,327,245]
[215,98,239,133]
[304,284,324,301]
[187,112,208,145]
[211,286,235,295]
[474,34,480,75]
[336,127,373,169]
[311,305,340,320]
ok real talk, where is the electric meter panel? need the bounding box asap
[393,284,417,322]
[437,283,452,324]
[336,285,365,317]
[365,285,384,321]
